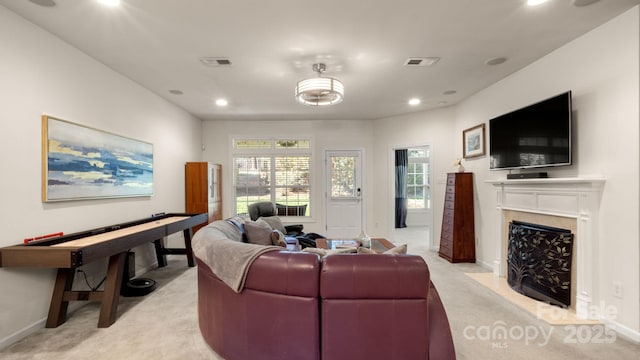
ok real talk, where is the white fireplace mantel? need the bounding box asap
[486,177,606,319]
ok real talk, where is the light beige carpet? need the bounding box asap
[1,232,639,359]
[465,272,600,325]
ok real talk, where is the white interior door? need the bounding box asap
[325,150,363,238]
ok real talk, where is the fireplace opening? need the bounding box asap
[507,221,574,308]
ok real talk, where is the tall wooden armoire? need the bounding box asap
[185,162,222,234]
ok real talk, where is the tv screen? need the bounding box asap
[489,91,572,170]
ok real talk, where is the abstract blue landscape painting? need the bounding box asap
[42,116,154,202]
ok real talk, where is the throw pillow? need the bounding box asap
[255,218,273,230]
[244,221,273,246]
[270,229,287,247]
[356,244,408,254]
[357,247,376,254]
[383,244,408,254]
[258,216,287,234]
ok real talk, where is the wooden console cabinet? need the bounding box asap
[439,172,475,263]
[185,162,222,233]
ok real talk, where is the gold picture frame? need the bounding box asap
[463,123,486,159]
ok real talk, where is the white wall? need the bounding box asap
[0,7,202,347]
[372,107,456,245]
[371,7,640,338]
[202,119,374,235]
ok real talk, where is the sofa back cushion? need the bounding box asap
[320,254,431,360]
[198,217,245,243]
[320,254,429,299]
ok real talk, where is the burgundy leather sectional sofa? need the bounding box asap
[193,219,456,360]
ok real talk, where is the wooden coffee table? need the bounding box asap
[316,238,395,253]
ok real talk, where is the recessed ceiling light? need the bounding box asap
[97,0,120,6]
[485,57,508,66]
[169,89,183,95]
[573,0,600,6]
[408,98,421,106]
[29,0,56,7]
[215,99,228,107]
[527,0,549,6]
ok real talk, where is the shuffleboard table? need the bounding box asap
[0,213,207,328]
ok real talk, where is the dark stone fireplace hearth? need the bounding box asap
[507,221,574,308]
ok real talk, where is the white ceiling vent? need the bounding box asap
[199,57,233,66]
[404,57,440,66]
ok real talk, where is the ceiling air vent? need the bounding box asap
[199,57,233,66]
[404,57,440,67]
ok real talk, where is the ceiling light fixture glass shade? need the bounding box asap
[295,63,344,106]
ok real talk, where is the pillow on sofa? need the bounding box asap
[302,247,357,257]
[357,244,408,254]
[258,216,287,234]
[270,229,287,247]
[244,221,273,246]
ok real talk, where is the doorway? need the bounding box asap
[391,145,432,247]
[325,150,363,238]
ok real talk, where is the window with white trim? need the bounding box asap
[233,138,311,217]
[407,147,431,209]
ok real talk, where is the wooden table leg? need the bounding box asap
[183,228,195,267]
[153,239,168,268]
[46,268,75,328]
[97,252,127,328]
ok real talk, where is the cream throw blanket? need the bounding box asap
[192,224,282,293]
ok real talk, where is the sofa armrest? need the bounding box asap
[320,254,429,299]
[428,281,456,359]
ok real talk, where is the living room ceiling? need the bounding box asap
[1,0,637,121]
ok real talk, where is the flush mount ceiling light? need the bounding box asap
[295,63,344,106]
[97,0,121,6]
[527,0,549,6]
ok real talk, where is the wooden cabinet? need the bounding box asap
[185,162,222,233]
[439,172,475,263]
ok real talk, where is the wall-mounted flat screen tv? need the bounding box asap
[489,91,572,170]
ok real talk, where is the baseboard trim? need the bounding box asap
[0,261,161,351]
[475,259,493,271]
[604,318,640,344]
[0,318,44,351]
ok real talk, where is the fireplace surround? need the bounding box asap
[487,177,605,319]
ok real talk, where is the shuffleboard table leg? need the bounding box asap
[46,268,75,328]
[183,228,195,267]
[97,252,127,328]
[153,238,168,267]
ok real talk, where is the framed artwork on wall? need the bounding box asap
[42,115,154,202]
[463,123,486,159]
